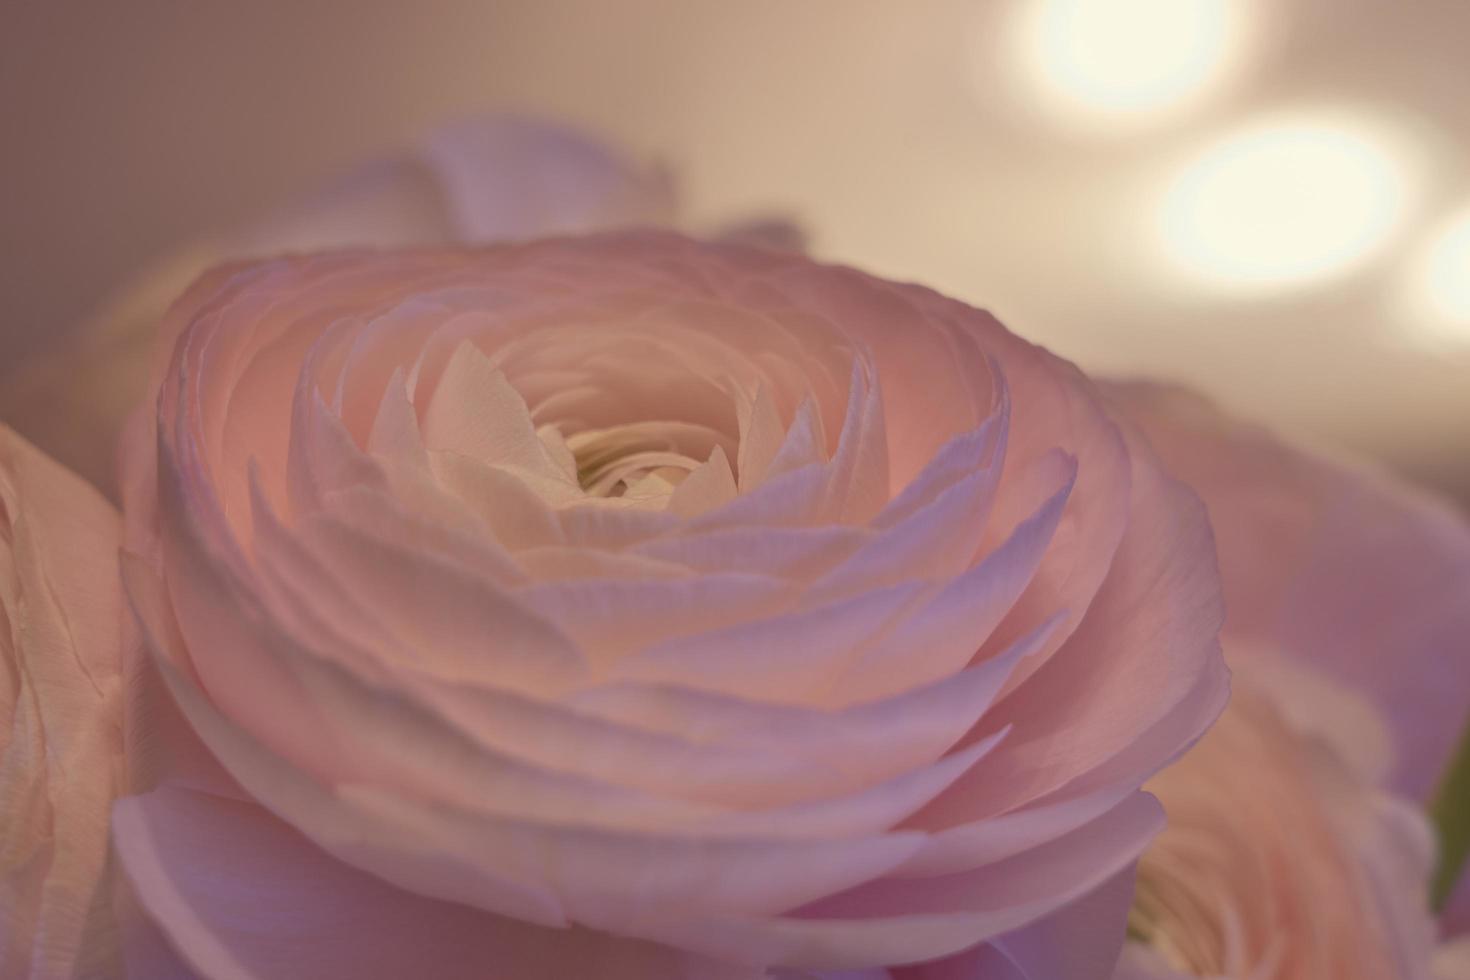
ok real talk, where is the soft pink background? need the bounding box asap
[2,0,1467,504]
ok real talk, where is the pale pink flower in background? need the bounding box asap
[0,426,127,978]
[1114,658,1438,980]
[1104,382,1470,970]
[113,234,1226,978]
[1106,383,1470,804]
[0,116,678,497]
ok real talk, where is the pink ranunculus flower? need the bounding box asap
[1106,383,1470,937]
[0,115,676,498]
[1,426,128,978]
[113,233,1227,978]
[1116,657,1439,980]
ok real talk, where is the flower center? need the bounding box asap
[1127,861,1237,976]
[564,422,705,498]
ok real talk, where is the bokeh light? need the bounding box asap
[1157,114,1414,293]
[1006,0,1241,126]
[1402,204,1470,348]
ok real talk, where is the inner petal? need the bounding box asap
[565,421,734,499]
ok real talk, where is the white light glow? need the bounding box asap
[1157,115,1413,292]
[1008,0,1239,124]
[1402,206,1470,348]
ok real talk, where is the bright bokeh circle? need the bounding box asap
[1004,0,1241,126]
[1156,114,1415,293]
[1401,204,1470,348]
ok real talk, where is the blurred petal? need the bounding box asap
[422,115,674,240]
[1107,381,1470,801]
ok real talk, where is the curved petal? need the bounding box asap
[898,867,1136,980]
[113,788,759,980]
[633,793,1162,971]
[911,424,1227,828]
[1107,381,1470,801]
[0,426,127,979]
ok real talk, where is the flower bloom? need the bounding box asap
[1108,383,1470,938]
[115,233,1227,978]
[1118,658,1438,980]
[1,426,127,978]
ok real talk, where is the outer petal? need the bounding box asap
[625,793,1163,971]
[895,868,1135,980]
[908,422,1227,845]
[0,425,127,978]
[1106,381,1470,801]
[112,787,763,980]
[113,586,761,980]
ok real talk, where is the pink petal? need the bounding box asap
[765,397,830,481]
[616,581,926,702]
[0,427,127,978]
[423,116,675,240]
[667,445,739,517]
[1107,381,1470,800]
[126,551,937,941]
[898,868,1136,980]
[427,450,567,549]
[632,793,1162,971]
[517,573,791,663]
[736,383,788,492]
[566,648,1038,808]
[284,508,582,694]
[113,788,759,980]
[422,341,577,485]
[820,361,890,523]
[631,523,869,579]
[121,554,567,924]
[365,367,429,469]
[825,458,1072,705]
[687,730,1009,840]
[340,785,927,929]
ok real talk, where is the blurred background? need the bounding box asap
[2,0,1467,504]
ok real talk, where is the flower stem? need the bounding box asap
[1432,714,1470,911]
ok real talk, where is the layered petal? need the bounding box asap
[1,426,127,978]
[1120,659,1438,980]
[114,234,1227,976]
[113,788,762,980]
